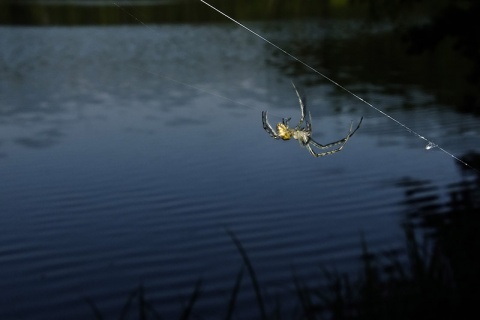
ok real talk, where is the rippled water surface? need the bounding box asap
[1,22,479,319]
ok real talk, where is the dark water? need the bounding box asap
[1,20,479,319]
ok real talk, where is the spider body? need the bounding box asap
[276,122,293,140]
[262,82,363,157]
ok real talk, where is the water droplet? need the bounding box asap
[426,142,437,150]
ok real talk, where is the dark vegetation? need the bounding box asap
[88,157,480,319]
[0,0,341,26]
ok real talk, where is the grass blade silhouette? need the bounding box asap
[119,286,140,320]
[226,229,267,320]
[85,297,104,320]
[179,278,202,320]
[224,266,244,320]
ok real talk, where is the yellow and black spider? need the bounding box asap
[262,83,363,157]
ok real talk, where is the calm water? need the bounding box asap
[1,21,479,319]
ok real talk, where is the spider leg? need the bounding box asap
[309,116,363,149]
[282,117,292,126]
[262,111,280,139]
[306,111,313,134]
[306,121,356,157]
[305,143,348,157]
[291,82,307,129]
[306,142,355,157]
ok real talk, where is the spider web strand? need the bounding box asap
[199,0,480,174]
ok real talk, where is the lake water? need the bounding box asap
[1,20,479,319]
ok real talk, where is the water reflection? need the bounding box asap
[1,2,480,319]
[363,0,480,115]
[270,21,478,115]
[398,152,480,230]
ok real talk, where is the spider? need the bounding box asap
[262,82,363,157]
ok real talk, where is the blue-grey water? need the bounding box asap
[1,22,479,319]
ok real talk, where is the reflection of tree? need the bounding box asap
[269,0,480,115]
[358,0,480,114]
[393,152,480,313]
[397,152,479,230]
[267,26,468,105]
[404,1,480,114]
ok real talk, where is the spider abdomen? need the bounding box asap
[276,123,292,140]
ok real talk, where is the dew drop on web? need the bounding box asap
[425,142,437,150]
